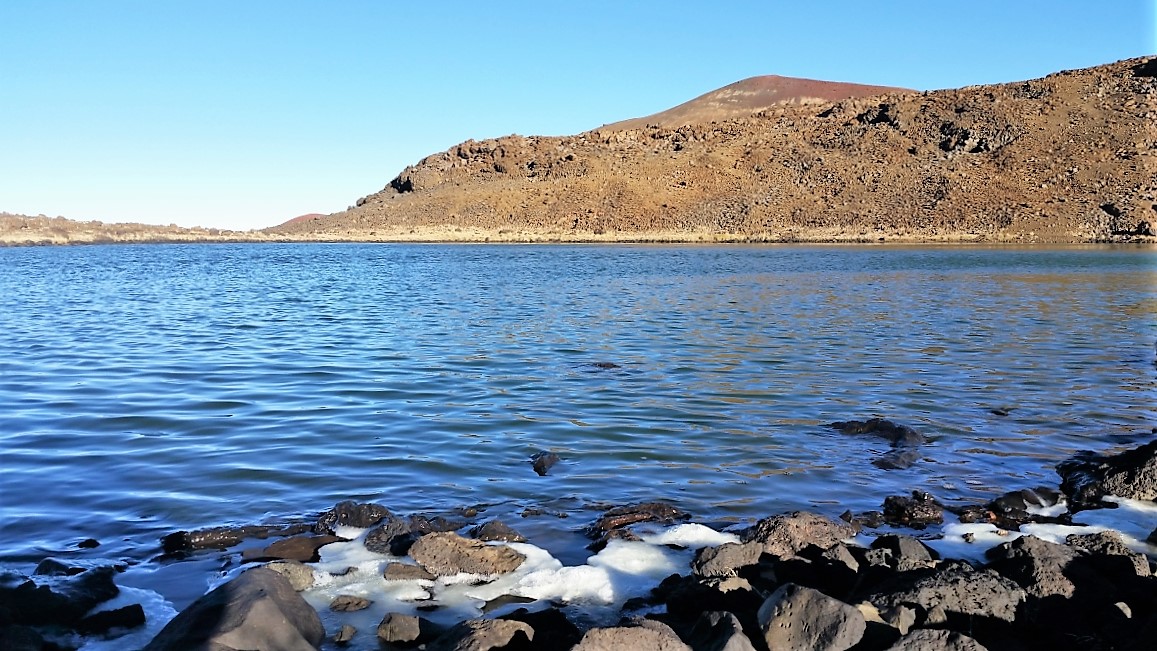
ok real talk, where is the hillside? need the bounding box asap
[271,56,1157,243]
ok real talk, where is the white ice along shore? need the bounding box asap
[74,495,1156,651]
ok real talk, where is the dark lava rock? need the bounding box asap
[408,513,468,536]
[32,558,84,577]
[1066,530,1151,577]
[240,533,345,563]
[691,541,764,578]
[75,603,146,634]
[77,538,100,549]
[771,544,862,599]
[687,610,758,651]
[869,560,1025,625]
[758,583,866,651]
[882,491,943,528]
[143,567,323,651]
[315,500,393,534]
[742,511,856,558]
[586,502,691,539]
[501,607,583,651]
[1057,439,1157,507]
[377,612,443,646]
[873,448,923,470]
[0,565,120,628]
[655,573,763,627]
[1149,526,1157,544]
[426,617,534,651]
[383,562,436,582]
[828,418,927,447]
[408,532,526,576]
[983,486,1068,527]
[885,628,989,650]
[0,625,45,651]
[330,594,372,612]
[573,618,692,651]
[531,451,561,476]
[160,522,311,554]
[985,535,1080,598]
[471,519,528,543]
[364,516,414,555]
[870,534,939,571]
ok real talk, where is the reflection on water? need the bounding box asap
[0,243,1153,570]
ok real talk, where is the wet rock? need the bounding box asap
[656,573,763,626]
[588,526,644,552]
[886,629,989,650]
[869,560,1025,624]
[742,511,856,558]
[364,516,415,555]
[1148,527,1157,544]
[383,562,436,581]
[758,583,866,651]
[687,610,758,651]
[0,625,45,651]
[378,612,442,646]
[408,532,526,576]
[984,486,1067,525]
[409,513,469,536]
[315,500,393,534]
[870,534,939,571]
[330,594,372,611]
[427,617,534,651]
[0,565,120,627]
[481,594,536,614]
[531,451,561,476]
[1066,530,1151,577]
[470,519,527,543]
[692,541,764,577]
[586,502,691,539]
[772,544,861,598]
[241,533,345,563]
[874,448,923,470]
[265,560,316,591]
[143,567,323,651]
[828,418,926,447]
[500,607,583,651]
[333,624,356,645]
[160,522,311,554]
[882,491,943,528]
[75,603,146,634]
[32,558,84,577]
[573,619,692,651]
[1057,440,1157,507]
[77,538,101,549]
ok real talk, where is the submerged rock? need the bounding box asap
[828,418,926,447]
[531,450,561,476]
[143,567,323,651]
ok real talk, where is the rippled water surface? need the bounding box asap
[1,243,1154,569]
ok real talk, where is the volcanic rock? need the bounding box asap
[315,500,393,534]
[470,519,528,543]
[687,610,758,651]
[531,451,561,476]
[691,541,764,578]
[758,583,866,651]
[408,532,526,576]
[882,491,943,527]
[587,502,691,539]
[160,522,311,554]
[426,617,534,651]
[1057,440,1157,507]
[869,560,1025,624]
[143,567,323,651]
[241,533,345,563]
[573,619,692,651]
[886,628,989,651]
[742,511,856,557]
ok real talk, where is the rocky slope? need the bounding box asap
[271,56,1157,243]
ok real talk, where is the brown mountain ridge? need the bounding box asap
[271,56,1157,244]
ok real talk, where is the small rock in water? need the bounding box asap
[333,624,356,645]
[828,418,926,447]
[587,502,691,539]
[314,500,392,534]
[587,361,622,370]
[408,532,526,576]
[75,603,146,634]
[882,491,943,528]
[77,538,100,549]
[530,451,561,476]
[241,534,346,563]
[471,519,528,543]
[383,562,435,582]
[330,594,372,612]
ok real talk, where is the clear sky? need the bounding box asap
[2,1,1153,230]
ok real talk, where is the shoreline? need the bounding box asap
[4,441,1155,651]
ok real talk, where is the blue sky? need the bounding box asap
[2,2,1153,230]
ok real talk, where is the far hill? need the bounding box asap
[270,56,1157,244]
[603,75,913,131]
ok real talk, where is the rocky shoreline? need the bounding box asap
[3,440,1155,651]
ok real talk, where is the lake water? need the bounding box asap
[1,243,1154,586]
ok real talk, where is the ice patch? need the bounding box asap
[638,523,740,548]
[1026,499,1068,517]
[77,586,178,651]
[925,523,1024,562]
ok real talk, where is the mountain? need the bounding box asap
[270,56,1156,243]
[602,75,912,131]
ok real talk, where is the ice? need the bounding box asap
[638,523,740,548]
[76,586,178,651]
[925,523,1025,562]
[1026,499,1068,517]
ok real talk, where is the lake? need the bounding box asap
[1,243,1154,585]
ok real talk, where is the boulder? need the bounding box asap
[687,610,758,651]
[742,511,856,558]
[985,535,1081,598]
[377,612,442,646]
[329,594,372,612]
[573,619,692,651]
[692,541,764,577]
[869,561,1025,624]
[426,618,534,651]
[241,534,345,563]
[886,629,989,650]
[1057,440,1157,506]
[470,520,528,543]
[315,500,393,534]
[758,583,866,651]
[143,567,323,651]
[364,516,415,555]
[409,532,526,576]
[1066,530,1151,577]
[531,451,561,476]
[870,534,939,571]
[773,543,861,597]
[500,607,583,651]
